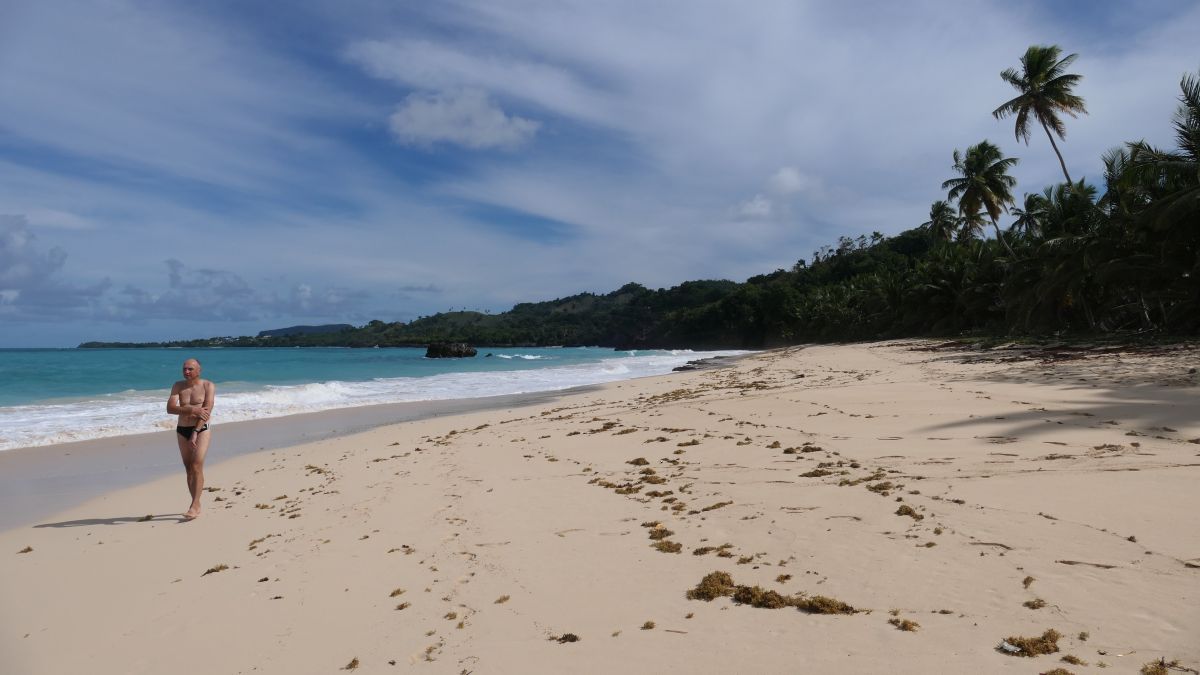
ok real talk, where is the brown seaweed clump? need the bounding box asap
[888,618,920,631]
[685,571,858,614]
[201,563,229,576]
[627,457,650,466]
[732,585,792,609]
[686,572,736,600]
[866,481,896,494]
[647,527,675,541]
[895,505,924,521]
[1038,669,1074,675]
[795,595,858,615]
[1024,598,1047,610]
[653,540,683,553]
[555,633,580,643]
[1000,629,1061,657]
[1140,659,1181,675]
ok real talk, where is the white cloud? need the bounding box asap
[0,215,67,288]
[389,89,540,149]
[735,194,774,219]
[0,214,110,319]
[768,167,821,196]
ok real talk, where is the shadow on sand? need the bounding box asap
[915,346,1200,440]
[34,514,190,528]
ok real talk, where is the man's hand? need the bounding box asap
[196,407,210,422]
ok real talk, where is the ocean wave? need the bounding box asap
[0,349,748,451]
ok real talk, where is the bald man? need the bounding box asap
[167,358,216,520]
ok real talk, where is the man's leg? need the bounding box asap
[184,430,212,519]
[175,427,210,516]
[177,433,197,515]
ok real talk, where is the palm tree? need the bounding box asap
[1124,69,1200,230]
[942,141,1019,256]
[921,200,959,242]
[1009,192,1047,240]
[993,45,1087,184]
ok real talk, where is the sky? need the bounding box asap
[1,0,1197,347]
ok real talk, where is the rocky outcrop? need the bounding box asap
[425,342,478,358]
[672,356,732,372]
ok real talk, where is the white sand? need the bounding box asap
[3,341,1197,673]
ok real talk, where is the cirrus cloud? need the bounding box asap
[389,89,540,149]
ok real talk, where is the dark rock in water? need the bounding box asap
[673,364,699,372]
[426,343,478,358]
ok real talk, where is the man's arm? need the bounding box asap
[197,381,216,422]
[166,381,205,417]
[167,382,184,415]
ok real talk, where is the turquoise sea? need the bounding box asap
[0,346,745,451]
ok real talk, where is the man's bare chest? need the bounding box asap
[178,382,207,404]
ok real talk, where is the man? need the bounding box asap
[167,358,215,520]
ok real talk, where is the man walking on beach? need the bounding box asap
[167,358,215,520]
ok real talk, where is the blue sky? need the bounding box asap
[1,0,1196,346]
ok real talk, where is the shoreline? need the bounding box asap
[0,346,748,452]
[0,386,596,533]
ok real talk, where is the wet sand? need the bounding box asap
[0,388,588,532]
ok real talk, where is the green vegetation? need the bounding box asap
[81,54,1199,350]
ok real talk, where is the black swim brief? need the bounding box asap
[176,424,209,438]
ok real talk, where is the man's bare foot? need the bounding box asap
[183,507,201,520]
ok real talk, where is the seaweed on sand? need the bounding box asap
[794,595,858,615]
[653,540,683,553]
[732,585,792,609]
[686,572,736,600]
[999,629,1061,657]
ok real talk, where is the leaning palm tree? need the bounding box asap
[921,200,959,242]
[942,141,1019,256]
[993,45,1087,184]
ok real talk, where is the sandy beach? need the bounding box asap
[2,340,1198,674]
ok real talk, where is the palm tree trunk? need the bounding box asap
[990,220,1017,258]
[1080,292,1096,330]
[1040,119,1073,184]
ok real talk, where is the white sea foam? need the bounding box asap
[0,350,746,451]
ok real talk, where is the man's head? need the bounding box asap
[182,358,202,380]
